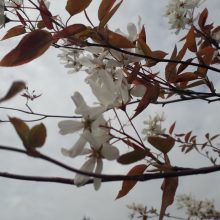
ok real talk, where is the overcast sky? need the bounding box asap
[0,1,220,220]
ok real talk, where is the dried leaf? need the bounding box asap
[0,30,53,67]
[0,81,25,102]
[116,164,147,199]
[66,0,92,16]
[148,135,175,154]
[159,177,178,220]
[1,25,26,41]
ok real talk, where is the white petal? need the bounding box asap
[58,120,83,135]
[61,136,87,158]
[130,84,147,97]
[71,92,88,112]
[74,158,96,186]
[101,143,119,160]
[93,159,103,190]
[82,130,99,148]
[127,23,137,41]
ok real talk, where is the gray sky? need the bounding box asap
[0,0,220,219]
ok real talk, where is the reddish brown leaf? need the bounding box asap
[186,27,197,52]
[165,46,178,82]
[198,8,208,30]
[148,135,175,154]
[185,131,192,143]
[138,38,153,57]
[28,123,47,148]
[0,81,25,102]
[117,150,145,164]
[138,25,146,42]
[39,0,53,29]
[9,117,30,147]
[116,164,147,199]
[54,24,87,39]
[159,177,178,220]
[177,58,194,75]
[146,50,168,67]
[0,30,53,67]
[98,0,116,21]
[175,72,198,83]
[186,80,205,89]
[96,29,134,48]
[1,25,26,41]
[99,0,123,28]
[66,0,92,16]
[169,122,176,135]
[122,139,144,152]
[132,83,159,118]
[210,134,220,141]
[16,11,26,26]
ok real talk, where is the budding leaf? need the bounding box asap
[116,164,147,199]
[0,30,53,67]
[0,81,25,102]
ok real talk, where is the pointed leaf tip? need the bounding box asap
[0,30,52,67]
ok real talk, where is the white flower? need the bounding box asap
[58,48,83,73]
[165,0,205,33]
[86,69,130,109]
[58,92,107,158]
[74,130,119,190]
[142,113,166,139]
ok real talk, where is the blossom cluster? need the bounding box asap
[57,20,151,189]
[165,0,204,33]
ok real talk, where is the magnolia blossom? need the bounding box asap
[58,92,107,158]
[142,113,166,139]
[86,68,130,109]
[165,0,204,33]
[74,130,119,190]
